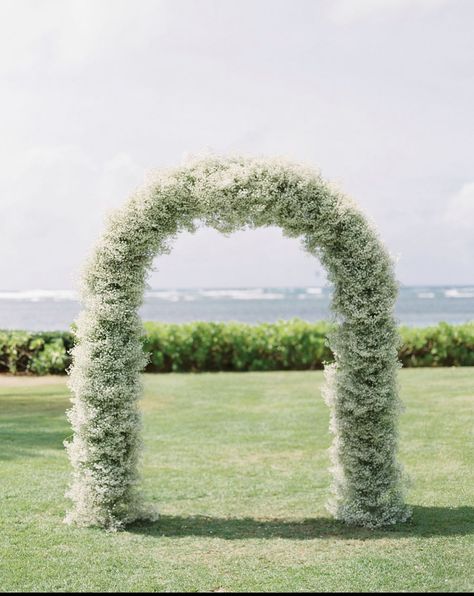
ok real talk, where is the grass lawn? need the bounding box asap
[1,368,473,592]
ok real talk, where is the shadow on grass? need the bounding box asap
[0,393,70,460]
[0,429,70,460]
[128,506,474,540]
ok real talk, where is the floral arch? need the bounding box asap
[66,156,409,530]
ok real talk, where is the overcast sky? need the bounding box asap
[1,0,473,290]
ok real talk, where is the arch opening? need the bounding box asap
[66,156,410,530]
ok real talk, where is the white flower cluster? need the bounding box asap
[65,155,410,530]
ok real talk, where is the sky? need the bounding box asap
[0,0,473,290]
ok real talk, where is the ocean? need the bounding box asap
[0,286,473,331]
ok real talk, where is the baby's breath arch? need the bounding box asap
[66,156,410,530]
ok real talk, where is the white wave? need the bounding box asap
[417,292,435,299]
[198,289,284,300]
[145,290,182,302]
[444,288,474,299]
[0,289,77,301]
[306,287,322,295]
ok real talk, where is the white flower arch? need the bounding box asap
[66,156,410,530]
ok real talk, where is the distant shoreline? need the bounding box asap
[1,286,473,331]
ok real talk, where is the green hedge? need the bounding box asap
[398,322,474,367]
[0,320,473,375]
[143,320,333,372]
[0,330,75,375]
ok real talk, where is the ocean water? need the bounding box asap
[0,286,473,331]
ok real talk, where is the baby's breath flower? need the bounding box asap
[65,155,410,530]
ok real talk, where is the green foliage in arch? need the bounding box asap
[66,156,410,530]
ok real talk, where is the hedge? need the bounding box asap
[0,330,75,375]
[0,320,472,375]
[143,320,333,372]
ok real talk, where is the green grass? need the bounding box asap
[1,369,473,592]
